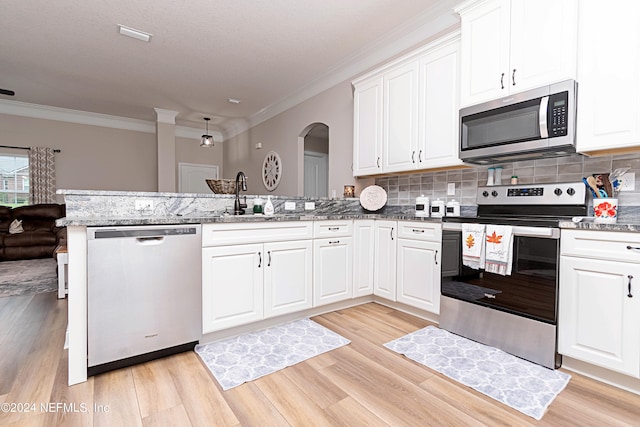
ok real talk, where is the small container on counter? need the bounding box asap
[430,199,445,218]
[495,166,503,185]
[445,200,460,217]
[415,195,429,217]
[487,168,495,186]
[511,175,518,185]
[253,197,264,214]
[264,196,274,216]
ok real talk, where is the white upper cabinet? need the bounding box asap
[576,1,640,154]
[353,77,383,175]
[382,62,419,173]
[352,32,462,176]
[457,0,577,107]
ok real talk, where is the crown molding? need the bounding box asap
[240,0,460,137]
[0,99,222,141]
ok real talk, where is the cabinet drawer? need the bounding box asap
[561,229,640,263]
[202,221,313,246]
[313,220,353,238]
[397,221,441,242]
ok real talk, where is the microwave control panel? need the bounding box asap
[549,91,569,137]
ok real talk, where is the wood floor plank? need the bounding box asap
[131,358,182,419]
[141,404,192,427]
[0,294,32,335]
[325,396,391,427]
[255,371,340,426]
[281,360,348,409]
[93,368,142,427]
[223,382,289,427]
[164,352,240,427]
[318,345,484,426]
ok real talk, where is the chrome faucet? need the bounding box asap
[234,171,248,215]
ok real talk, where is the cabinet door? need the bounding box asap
[396,239,441,313]
[418,37,462,169]
[382,62,419,173]
[458,0,510,106]
[313,237,354,306]
[559,256,640,378]
[353,77,383,176]
[374,221,397,300]
[576,1,640,153]
[202,244,263,333]
[353,220,375,297]
[509,0,577,94]
[264,240,313,318]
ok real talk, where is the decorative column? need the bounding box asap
[154,108,179,192]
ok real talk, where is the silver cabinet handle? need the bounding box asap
[412,229,424,233]
[500,72,505,89]
[328,227,339,231]
[258,252,262,268]
[628,275,634,298]
[512,68,516,86]
[412,151,416,163]
[435,249,438,265]
[267,251,271,267]
[418,150,422,162]
[377,157,381,168]
[329,240,340,244]
[390,227,394,241]
[626,245,640,251]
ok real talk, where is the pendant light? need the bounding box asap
[200,117,214,147]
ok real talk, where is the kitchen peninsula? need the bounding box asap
[57,189,444,385]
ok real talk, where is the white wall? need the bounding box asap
[224,81,374,196]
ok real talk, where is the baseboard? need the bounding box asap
[561,356,640,395]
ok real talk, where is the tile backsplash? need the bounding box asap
[375,153,640,207]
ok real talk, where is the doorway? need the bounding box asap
[302,123,329,197]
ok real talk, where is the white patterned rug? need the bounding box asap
[384,326,570,420]
[0,258,57,297]
[195,318,350,390]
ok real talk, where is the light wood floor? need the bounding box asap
[1,292,639,426]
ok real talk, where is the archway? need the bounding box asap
[299,123,329,197]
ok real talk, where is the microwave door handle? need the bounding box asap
[539,96,549,139]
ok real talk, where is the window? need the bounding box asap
[0,154,29,207]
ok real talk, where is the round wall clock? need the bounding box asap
[262,151,282,191]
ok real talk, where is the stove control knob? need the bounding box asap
[482,191,489,197]
[554,188,563,196]
[567,187,576,196]
[491,190,498,197]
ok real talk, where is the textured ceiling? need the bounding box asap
[0,0,456,134]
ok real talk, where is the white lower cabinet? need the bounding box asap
[313,237,353,306]
[202,222,313,334]
[374,221,397,300]
[264,240,313,318]
[353,220,375,297]
[559,230,640,378]
[202,244,264,333]
[396,221,442,314]
[396,239,441,313]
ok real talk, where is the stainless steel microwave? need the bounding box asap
[459,79,577,164]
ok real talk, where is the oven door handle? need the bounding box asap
[442,222,559,239]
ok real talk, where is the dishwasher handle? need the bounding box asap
[136,236,165,245]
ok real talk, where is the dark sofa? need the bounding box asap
[0,204,67,261]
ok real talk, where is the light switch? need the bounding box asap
[304,202,315,210]
[285,201,296,210]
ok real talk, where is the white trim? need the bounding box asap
[0,99,156,133]
[154,108,179,124]
[0,99,223,141]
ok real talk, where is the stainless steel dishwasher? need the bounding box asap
[87,224,201,375]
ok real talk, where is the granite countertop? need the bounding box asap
[56,213,444,227]
[559,219,640,232]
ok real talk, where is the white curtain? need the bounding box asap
[29,147,56,204]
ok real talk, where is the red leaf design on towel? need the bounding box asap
[486,231,503,244]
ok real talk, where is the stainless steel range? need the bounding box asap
[440,182,587,369]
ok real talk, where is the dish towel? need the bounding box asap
[461,224,485,270]
[484,225,513,276]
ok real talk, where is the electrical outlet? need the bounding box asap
[447,182,456,196]
[304,202,315,210]
[284,201,296,211]
[619,172,636,191]
[135,199,154,211]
